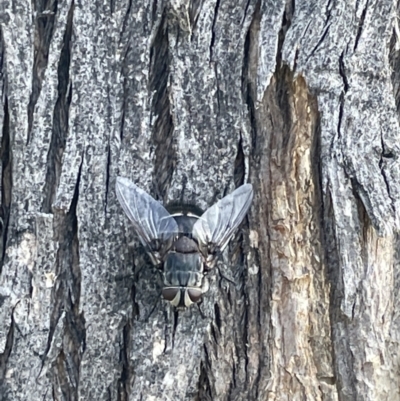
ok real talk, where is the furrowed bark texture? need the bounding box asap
[0,0,399,400]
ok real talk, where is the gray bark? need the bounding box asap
[0,0,399,400]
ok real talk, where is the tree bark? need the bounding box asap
[0,0,399,400]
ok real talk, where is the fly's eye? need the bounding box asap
[187,288,202,304]
[162,287,180,306]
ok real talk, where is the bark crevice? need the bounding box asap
[27,0,58,145]
[197,359,213,401]
[379,134,396,212]
[354,0,369,51]
[389,24,400,115]
[51,159,83,400]
[234,137,245,187]
[241,0,259,155]
[337,52,348,145]
[116,322,131,401]
[209,0,220,62]
[189,0,203,33]
[150,14,176,199]
[42,0,73,213]
[0,304,14,392]
[0,96,10,274]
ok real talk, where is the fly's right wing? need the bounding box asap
[116,176,179,263]
[192,184,253,263]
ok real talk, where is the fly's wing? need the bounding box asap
[192,184,253,262]
[116,176,179,263]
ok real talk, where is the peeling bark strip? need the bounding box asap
[0,0,400,400]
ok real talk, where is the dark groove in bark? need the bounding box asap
[104,143,111,214]
[241,0,260,158]
[337,52,348,143]
[119,0,132,52]
[354,0,368,51]
[312,107,326,274]
[0,307,14,397]
[214,62,221,114]
[241,4,264,399]
[283,0,295,46]
[350,177,375,230]
[51,159,84,400]
[352,178,371,271]
[309,22,331,60]
[27,0,58,145]
[210,323,218,345]
[151,0,158,24]
[117,0,134,150]
[149,14,176,200]
[197,354,212,401]
[0,97,11,274]
[325,0,333,17]
[234,137,245,187]
[338,52,349,92]
[54,337,72,398]
[324,185,356,400]
[28,270,34,300]
[214,303,221,331]
[42,113,77,377]
[209,0,220,62]
[117,321,131,401]
[379,135,395,214]
[389,27,400,115]
[276,67,294,151]
[189,0,203,32]
[120,74,126,143]
[172,309,179,348]
[42,0,73,213]
[310,93,339,392]
[131,261,140,320]
[227,362,235,400]
[0,27,4,143]
[307,0,332,60]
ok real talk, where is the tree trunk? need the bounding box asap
[1,0,399,400]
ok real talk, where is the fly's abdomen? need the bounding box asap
[162,251,205,307]
[163,252,203,287]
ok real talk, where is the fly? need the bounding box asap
[116,176,253,308]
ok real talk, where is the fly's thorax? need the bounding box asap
[172,236,199,253]
[168,209,202,235]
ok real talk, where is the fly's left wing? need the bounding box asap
[116,176,179,263]
[192,184,253,263]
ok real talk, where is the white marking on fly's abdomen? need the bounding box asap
[170,289,181,307]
